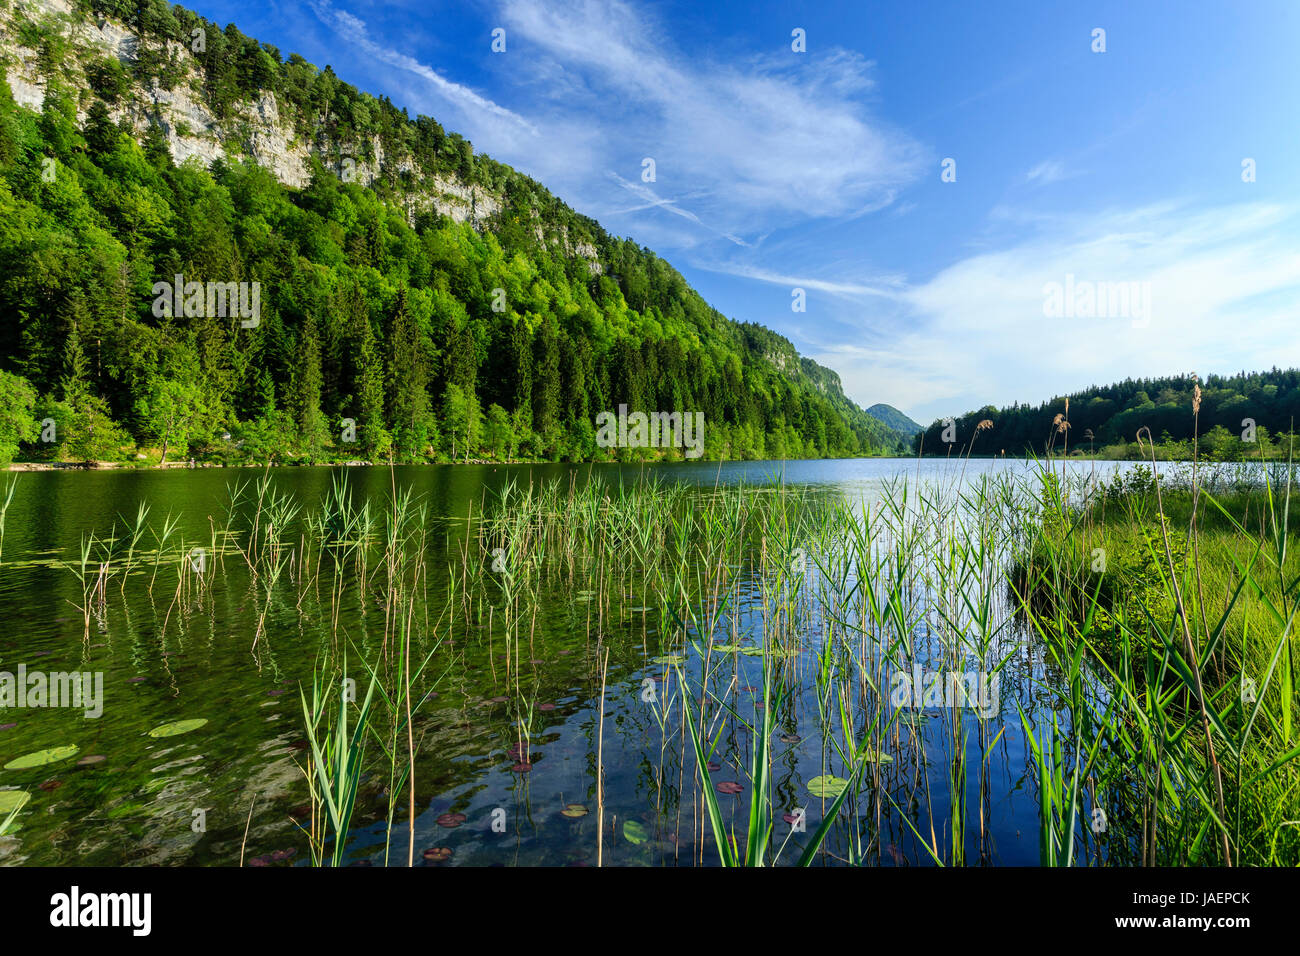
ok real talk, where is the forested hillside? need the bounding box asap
[918,369,1300,460]
[865,403,922,437]
[0,0,906,465]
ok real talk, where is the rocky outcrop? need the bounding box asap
[0,0,593,256]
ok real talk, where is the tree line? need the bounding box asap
[0,1,905,465]
[917,369,1300,460]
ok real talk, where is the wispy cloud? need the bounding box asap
[608,174,749,246]
[306,0,537,137]
[303,0,924,262]
[1026,159,1069,185]
[811,201,1300,423]
[694,261,904,299]
[497,0,924,240]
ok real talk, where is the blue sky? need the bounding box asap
[187,0,1300,424]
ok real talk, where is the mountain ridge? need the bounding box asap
[0,0,909,462]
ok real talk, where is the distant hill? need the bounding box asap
[915,368,1300,456]
[866,404,923,437]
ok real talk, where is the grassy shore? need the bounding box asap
[1015,456,1300,864]
[4,451,1298,865]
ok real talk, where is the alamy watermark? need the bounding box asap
[890,667,1000,718]
[595,405,705,459]
[1043,274,1150,328]
[151,274,260,328]
[0,665,103,718]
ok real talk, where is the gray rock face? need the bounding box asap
[0,0,599,271]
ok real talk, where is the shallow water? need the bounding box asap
[0,457,1146,866]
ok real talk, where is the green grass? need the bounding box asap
[1016,458,1300,864]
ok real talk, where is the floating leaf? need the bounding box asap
[807,775,850,799]
[147,719,208,738]
[715,781,744,795]
[650,654,684,665]
[712,644,741,653]
[859,749,893,764]
[422,847,452,863]
[739,648,765,657]
[623,820,648,845]
[436,812,466,828]
[4,745,79,770]
[0,791,30,814]
[560,804,588,818]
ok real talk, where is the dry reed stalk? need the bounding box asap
[596,647,610,866]
[1136,426,1232,865]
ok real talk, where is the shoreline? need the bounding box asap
[4,455,1282,472]
[3,454,906,471]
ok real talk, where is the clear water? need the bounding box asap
[0,457,1145,866]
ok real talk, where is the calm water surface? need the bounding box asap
[0,457,1144,866]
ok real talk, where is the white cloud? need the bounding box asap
[694,261,904,299]
[307,0,536,136]
[1026,159,1069,185]
[305,0,923,256]
[812,201,1300,423]
[498,0,924,239]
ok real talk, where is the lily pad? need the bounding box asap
[560,804,588,818]
[715,781,744,795]
[4,745,79,770]
[859,749,894,764]
[0,791,30,814]
[739,648,765,657]
[650,654,685,665]
[623,820,648,845]
[422,847,452,863]
[147,718,208,738]
[436,812,467,828]
[712,644,741,653]
[807,775,850,799]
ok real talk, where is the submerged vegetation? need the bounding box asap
[0,446,1298,865]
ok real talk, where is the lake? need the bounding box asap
[0,457,1149,866]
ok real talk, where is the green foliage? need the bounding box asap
[0,368,38,464]
[0,0,905,465]
[921,371,1300,460]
